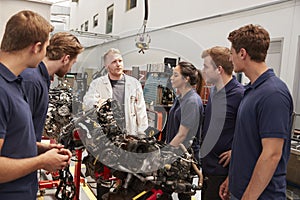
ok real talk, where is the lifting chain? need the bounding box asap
[55,165,76,200]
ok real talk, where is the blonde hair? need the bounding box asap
[201,46,233,75]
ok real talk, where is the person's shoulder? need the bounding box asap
[187,90,203,104]
[21,67,40,81]
[235,83,245,93]
[230,80,245,94]
[260,76,292,105]
[21,67,35,76]
[272,75,288,86]
[91,75,108,83]
[267,75,290,94]
[232,78,245,89]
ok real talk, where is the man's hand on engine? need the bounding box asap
[96,98,107,108]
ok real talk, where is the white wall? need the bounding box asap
[74,0,299,89]
[69,0,290,36]
[293,36,300,129]
[70,0,300,129]
[70,0,299,89]
[0,0,51,39]
[70,0,144,34]
[169,0,299,90]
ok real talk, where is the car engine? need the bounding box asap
[44,82,202,200]
[75,99,202,199]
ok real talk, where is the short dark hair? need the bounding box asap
[228,24,270,62]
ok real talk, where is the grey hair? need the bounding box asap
[103,48,121,65]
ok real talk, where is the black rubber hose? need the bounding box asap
[144,0,148,21]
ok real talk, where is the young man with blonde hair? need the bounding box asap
[201,46,244,200]
[0,10,71,199]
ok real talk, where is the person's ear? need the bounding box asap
[62,55,70,64]
[31,42,42,53]
[217,66,223,74]
[240,48,247,59]
[185,76,190,82]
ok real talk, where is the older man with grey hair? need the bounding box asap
[83,48,148,136]
[83,48,148,199]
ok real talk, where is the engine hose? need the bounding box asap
[179,143,191,158]
[179,144,203,189]
[192,163,203,189]
[133,173,155,182]
[123,173,133,189]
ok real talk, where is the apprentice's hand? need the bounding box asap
[219,177,230,200]
[219,150,231,167]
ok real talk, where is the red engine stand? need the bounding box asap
[147,189,163,200]
[38,138,60,196]
[73,148,83,200]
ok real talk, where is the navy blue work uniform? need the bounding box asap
[202,76,244,175]
[201,77,244,200]
[229,69,293,200]
[166,89,204,162]
[0,63,38,200]
[21,62,51,142]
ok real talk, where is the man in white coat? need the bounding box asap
[83,48,148,200]
[83,48,148,135]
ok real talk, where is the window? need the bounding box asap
[293,36,300,131]
[106,4,114,34]
[266,40,282,76]
[126,0,137,11]
[80,24,84,31]
[93,14,99,28]
[84,20,88,31]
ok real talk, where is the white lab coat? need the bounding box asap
[83,74,148,136]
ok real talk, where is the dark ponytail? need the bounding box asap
[195,69,204,96]
[178,61,204,96]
